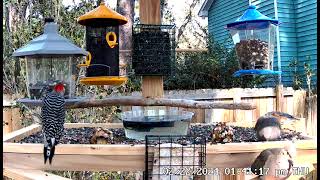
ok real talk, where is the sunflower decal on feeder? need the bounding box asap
[226,5,281,77]
[77,2,128,86]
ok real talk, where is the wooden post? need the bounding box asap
[276,84,284,112]
[225,89,245,180]
[139,0,161,25]
[3,94,22,135]
[3,94,13,135]
[232,88,242,123]
[139,0,162,177]
[3,106,13,135]
[142,76,164,98]
[139,0,164,99]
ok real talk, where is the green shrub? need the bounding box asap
[164,41,267,90]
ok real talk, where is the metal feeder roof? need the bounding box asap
[77,2,128,26]
[226,5,279,30]
[12,19,88,57]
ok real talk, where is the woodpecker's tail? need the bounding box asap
[44,138,56,164]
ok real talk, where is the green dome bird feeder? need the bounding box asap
[12,18,88,99]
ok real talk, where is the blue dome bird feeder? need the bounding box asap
[226,5,281,77]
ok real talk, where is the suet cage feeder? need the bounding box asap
[77,2,128,86]
[12,18,88,99]
[226,5,281,76]
[145,135,206,179]
[132,24,176,76]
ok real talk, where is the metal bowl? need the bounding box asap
[120,109,194,140]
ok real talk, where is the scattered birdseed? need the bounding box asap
[19,124,305,144]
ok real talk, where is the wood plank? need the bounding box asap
[276,84,284,112]
[4,141,316,171]
[286,96,294,115]
[311,96,317,136]
[206,152,260,168]
[3,168,71,180]
[4,143,146,155]
[5,138,315,155]
[232,88,242,123]
[206,149,317,169]
[254,98,260,120]
[3,124,41,142]
[3,153,145,171]
[188,108,205,123]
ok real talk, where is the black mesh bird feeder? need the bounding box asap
[12,18,88,99]
[77,2,128,86]
[132,24,176,76]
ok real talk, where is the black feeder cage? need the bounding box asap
[144,135,206,180]
[77,2,128,86]
[132,24,176,76]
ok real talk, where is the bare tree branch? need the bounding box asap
[176,0,199,42]
[17,96,257,110]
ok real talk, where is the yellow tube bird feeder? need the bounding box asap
[77,2,128,86]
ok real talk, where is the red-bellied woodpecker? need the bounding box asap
[41,83,66,164]
[254,111,299,141]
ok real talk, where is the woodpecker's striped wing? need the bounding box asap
[41,92,66,142]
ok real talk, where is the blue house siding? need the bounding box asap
[276,0,299,87]
[208,0,248,45]
[295,0,317,87]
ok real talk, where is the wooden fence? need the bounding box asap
[123,87,316,136]
[306,95,317,136]
[3,87,316,136]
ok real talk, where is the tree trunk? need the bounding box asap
[117,0,135,76]
[8,1,29,94]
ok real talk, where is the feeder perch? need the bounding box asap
[12,18,88,99]
[77,2,128,86]
[226,5,281,76]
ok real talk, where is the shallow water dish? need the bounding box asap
[120,110,194,140]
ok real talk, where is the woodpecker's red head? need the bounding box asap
[54,83,65,95]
